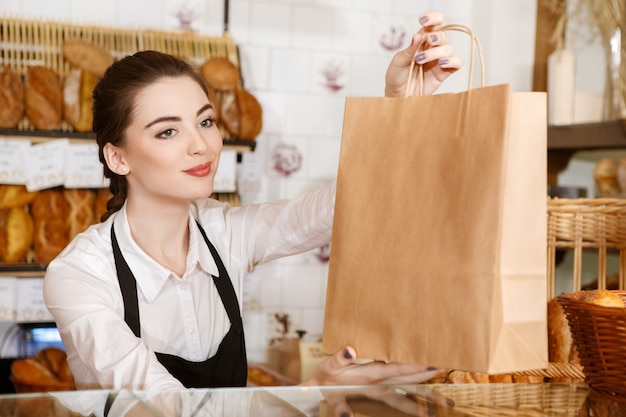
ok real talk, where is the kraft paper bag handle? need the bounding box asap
[405,23,485,97]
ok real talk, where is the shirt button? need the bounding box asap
[188,328,195,335]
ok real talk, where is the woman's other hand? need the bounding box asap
[303,345,445,387]
[385,11,462,97]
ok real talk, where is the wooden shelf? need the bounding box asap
[547,120,626,185]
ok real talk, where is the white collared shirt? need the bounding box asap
[43,181,336,391]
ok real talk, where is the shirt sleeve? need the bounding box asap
[43,238,185,392]
[213,179,337,271]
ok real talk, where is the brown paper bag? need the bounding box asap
[322,25,548,374]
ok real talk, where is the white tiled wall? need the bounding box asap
[1,0,538,362]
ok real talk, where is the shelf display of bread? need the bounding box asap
[0,184,111,267]
[0,17,260,146]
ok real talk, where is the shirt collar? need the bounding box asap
[112,205,219,303]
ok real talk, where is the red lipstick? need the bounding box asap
[184,162,211,177]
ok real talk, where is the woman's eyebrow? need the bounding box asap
[144,104,214,129]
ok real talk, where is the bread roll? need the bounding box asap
[61,39,114,77]
[11,348,75,390]
[200,57,241,91]
[221,89,263,140]
[581,289,624,307]
[0,185,38,209]
[63,69,98,132]
[25,66,63,130]
[31,189,70,263]
[0,66,25,128]
[64,188,96,239]
[594,158,620,196]
[0,207,33,263]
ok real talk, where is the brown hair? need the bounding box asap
[92,50,210,221]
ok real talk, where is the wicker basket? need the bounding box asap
[557,290,626,402]
[547,198,626,299]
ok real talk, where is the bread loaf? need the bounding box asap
[11,347,75,390]
[31,189,70,263]
[200,57,241,91]
[221,89,263,140]
[0,207,33,263]
[64,188,96,239]
[594,158,620,196]
[0,66,25,128]
[62,39,114,77]
[63,69,98,132]
[25,66,63,130]
[581,289,625,307]
[0,185,38,209]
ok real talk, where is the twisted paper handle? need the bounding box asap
[405,23,485,97]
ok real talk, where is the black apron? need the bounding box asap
[110,221,247,388]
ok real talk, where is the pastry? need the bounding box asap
[594,158,620,196]
[63,69,98,132]
[200,57,241,91]
[64,188,96,239]
[581,289,624,307]
[0,66,25,128]
[221,88,263,140]
[25,66,63,130]
[11,347,75,390]
[548,297,580,364]
[61,38,114,77]
[0,207,33,263]
[31,189,70,264]
[0,185,38,209]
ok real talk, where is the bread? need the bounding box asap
[61,39,114,77]
[581,289,625,307]
[594,158,620,196]
[0,66,25,128]
[221,89,263,140]
[11,347,75,391]
[548,297,580,364]
[0,207,33,263]
[64,188,96,239]
[31,189,70,263]
[0,185,38,209]
[25,66,63,130]
[63,69,98,132]
[200,57,241,91]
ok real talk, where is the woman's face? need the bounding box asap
[114,76,223,204]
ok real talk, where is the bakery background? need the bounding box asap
[0,0,611,387]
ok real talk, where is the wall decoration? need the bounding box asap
[319,59,345,92]
[379,24,407,51]
[271,143,303,177]
[172,1,199,31]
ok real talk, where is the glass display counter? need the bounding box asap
[0,382,624,417]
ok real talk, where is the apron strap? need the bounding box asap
[111,225,141,337]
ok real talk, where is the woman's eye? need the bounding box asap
[157,129,176,139]
[199,117,216,128]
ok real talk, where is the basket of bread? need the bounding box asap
[557,289,626,401]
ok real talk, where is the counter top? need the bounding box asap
[0,382,624,417]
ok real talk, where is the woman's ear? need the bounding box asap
[103,143,129,175]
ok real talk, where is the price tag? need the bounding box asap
[0,139,31,185]
[24,139,69,191]
[64,142,109,188]
[214,150,237,193]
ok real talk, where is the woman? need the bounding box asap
[43,11,461,392]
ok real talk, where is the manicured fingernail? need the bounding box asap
[415,53,426,63]
[438,58,449,66]
[420,15,429,24]
[427,366,439,371]
[430,34,438,43]
[343,349,353,359]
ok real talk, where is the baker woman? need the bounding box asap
[43,10,460,396]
